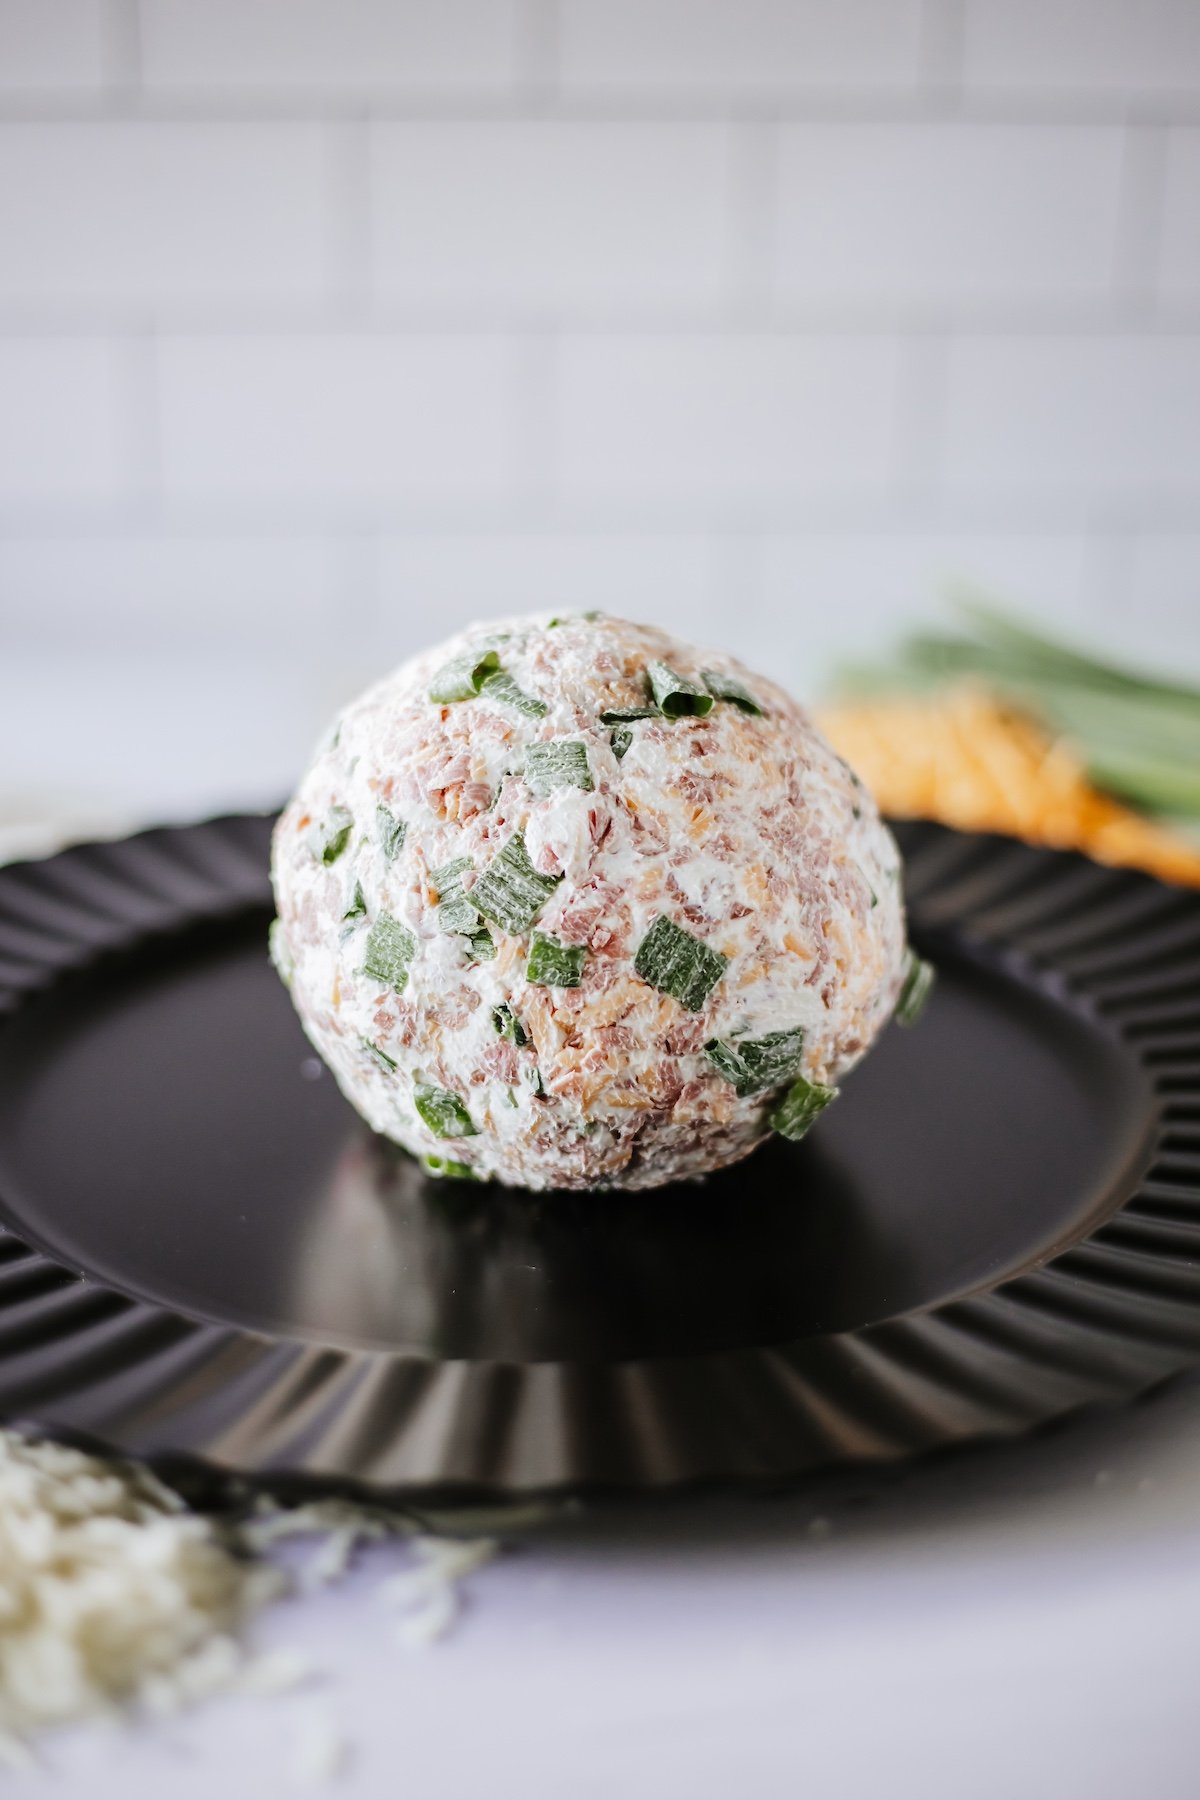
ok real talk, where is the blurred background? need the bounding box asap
[1,0,1198,831]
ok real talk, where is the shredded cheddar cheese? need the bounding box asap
[819,684,1200,890]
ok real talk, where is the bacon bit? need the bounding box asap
[480,1040,520,1084]
[664,872,709,929]
[293,890,325,948]
[630,806,671,852]
[429,986,481,1031]
[296,813,311,831]
[459,781,492,819]
[676,768,718,806]
[556,881,614,946]
[664,1018,706,1055]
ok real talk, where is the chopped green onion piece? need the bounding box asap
[360,1036,397,1075]
[491,1003,528,1045]
[316,806,353,865]
[702,669,764,715]
[703,1038,745,1088]
[896,949,936,1026]
[422,1153,479,1180]
[610,726,633,760]
[525,738,594,797]
[470,831,561,935]
[526,931,587,988]
[646,661,714,719]
[502,1086,518,1108]
[268,918,293,989]
[414,1083,478,1139]
[340,880,367,938]
[527,1064,545,1097]
[704,1026,807,1097]
[361,913,416,992]
[634,915,727,1012]
[430,855,479,936]
[428,649,501,704]
[430,853,473,891]
[582,609,603,621]
[376,804,407,860]
[599,705,661,723]
[481,669,548,719]
[467,928,496,962]
[770,1074,837,1141]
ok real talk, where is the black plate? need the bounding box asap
[0,814,1196,1497]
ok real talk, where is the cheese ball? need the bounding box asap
[270,613,912,1191]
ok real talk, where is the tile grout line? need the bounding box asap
[724,119,780,324]
[891,332,951,510]
[513,0,561,113]
[1111,123,1171,321]
[513,329,561,516]
[325,116,373,324]
[918,0,966,113]
[2,308,1200,339]
[119,331,163,524]
[5,96,1200,127]
[99,0,142,110]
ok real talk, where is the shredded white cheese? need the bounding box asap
[0,1428,501,1765]
[0,1427,281,1754]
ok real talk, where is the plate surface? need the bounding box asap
[0,814,1196,1496]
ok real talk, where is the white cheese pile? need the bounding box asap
[0,1427,500,1769]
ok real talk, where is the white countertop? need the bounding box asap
[8,1366,1200,1799]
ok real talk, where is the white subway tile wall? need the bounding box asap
[0,0,1197,820]
[961,0,1200,95]
[0,1,108,94]
[370,124,734,313]
[1159,131,1200,299]
[139,1,522,96]
[557,1,926,96]
[0,124,336,309]
[773,126,1126,307]
[156,334,524,505]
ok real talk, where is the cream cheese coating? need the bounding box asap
[270,613,908,1190]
